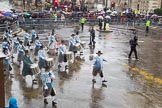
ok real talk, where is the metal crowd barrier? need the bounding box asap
[18,17,144,27]
[0,22,18,36]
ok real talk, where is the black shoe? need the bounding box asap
[52,101,57,106]
[44,99,48,104]
[92,79,96,83]
[136,58,139,61]
[58,64,61,68]
[102,80,107,83]
[65,65,69,69]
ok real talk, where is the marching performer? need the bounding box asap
[69,33,77,56]
[34,36,42,60]
[31,27,36,43]
[17,41,25,67]
[89,26,96,46]
[75,31,84,58]
[41,66,57,106]
[3,48,12,76]
[22,50,37,84]
[12,34,20,54]
[58,40,68,71]
[74,32,84,58]
[48,31,56,55]
[92,51,107,83]
[24,30,30,46]
[38,45,47,71]
[3,30,11,43]
[75,31,81,43]
[2,38,10,51]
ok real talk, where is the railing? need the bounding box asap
[1,17,161,36]
[0,22,18,35]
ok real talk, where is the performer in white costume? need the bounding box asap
[41,66,57,106]
[58,40,68,71]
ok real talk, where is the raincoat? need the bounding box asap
[38,49,47,69]
[58,44,66,63]
[74,35,80,43]
[3,32,11,42]
[80,17,85,24]
[22,55,33,76]
[5,97,18,108]
[92,56,104,76]
[146,20,151,27]
[17,44,25,62]
[41,71,56,97]
[2,41,10,51]
[31,29,36,42]
[69,37,77,51]
[13,37,19,53]
[48,34,56,49]
[34,39,42,56]
[24,32,30,46]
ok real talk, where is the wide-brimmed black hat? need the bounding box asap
[71,33,75,36]
[25,50,29,53]
[96,51,103,54]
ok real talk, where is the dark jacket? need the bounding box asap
[129,36,138,47]
[22,55,33,76]
[90,29,95,37]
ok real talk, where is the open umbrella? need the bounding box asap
[151,14,158,18]
[113,11,117,14]
[3,12,12,17]
[0,11,5,14]
[97,15,103,19]
[24,13,30,17]
[106,9,112,13]
[122,11,126,14]
[105,15,111,19]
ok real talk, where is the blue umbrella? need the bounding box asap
[3,12,12,17]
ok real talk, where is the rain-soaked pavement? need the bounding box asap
[4,25,162,108]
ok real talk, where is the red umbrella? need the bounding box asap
[0,11,5,15]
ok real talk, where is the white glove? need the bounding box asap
[44,86,48,90]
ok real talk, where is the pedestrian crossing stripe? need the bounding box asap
[123,64,162,85]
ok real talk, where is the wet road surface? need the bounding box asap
[4,25,162,108]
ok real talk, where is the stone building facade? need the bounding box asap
[128,0,161,14]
